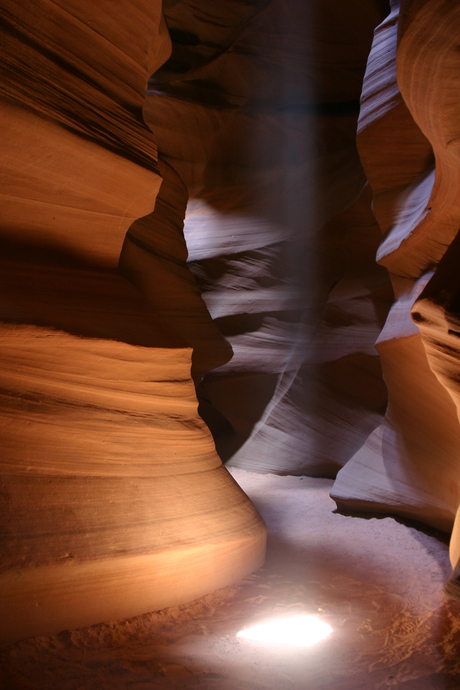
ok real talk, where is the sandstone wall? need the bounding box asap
[139,0,390,476]
[5,0,460,645]
[330,0,460,597]
[0,1,266,647]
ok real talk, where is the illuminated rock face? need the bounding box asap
[142,0,390,476]
[331,0,460,596]
[0,0,168,265]
[0,1,265,647]
[4,0,460,648]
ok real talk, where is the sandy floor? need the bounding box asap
[2,469,460,690]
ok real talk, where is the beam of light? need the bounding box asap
[236,615,332,648]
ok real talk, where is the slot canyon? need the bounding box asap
[2,0,460,687]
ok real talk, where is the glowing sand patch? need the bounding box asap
[237,615,332,648]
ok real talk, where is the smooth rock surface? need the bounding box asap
[4,0,460,653]
[142,0,390,475]
[332,0,460,597]
[0,250,266,648]
[0,1,266,647]
[2,470,460,690]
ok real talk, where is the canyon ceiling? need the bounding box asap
[2,0,460,647]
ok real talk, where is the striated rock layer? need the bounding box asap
[331,0,460,596]
[401,0,460,599]
[141,0,390,476]
[0,0,169,265]
[0,1,266,647]
[6,0,460,645]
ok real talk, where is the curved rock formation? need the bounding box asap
[118,157,233,385]
[143,0,390,475]
[331,0,460,595]
[412,231,460,598]
[398,0,460,599]
[0,0,168,265]
[0,1,266,647]
[6,0,460,647]
[0,262,265,647]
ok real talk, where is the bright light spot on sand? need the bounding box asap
[237,615,332,648]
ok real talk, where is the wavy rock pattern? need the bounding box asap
[412,232,460,598]
[6,0,460,646]
[402,0,460,595]
[331,0,460,595]
[190,184,391,475]
[0,1,266,647]
[141,0,390,475]
[0,0,168,266]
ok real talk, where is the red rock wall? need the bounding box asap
[0,1,266,647]
[331,0,460,598]
[139,0,390,476]
[6,0,460,644]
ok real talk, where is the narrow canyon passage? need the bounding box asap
[4,0,460,684]
[2,469,460,690]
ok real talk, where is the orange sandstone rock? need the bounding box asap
[0,1,266,647]
[332,0,460,598]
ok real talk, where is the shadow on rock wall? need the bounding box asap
[128,0,392,476]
